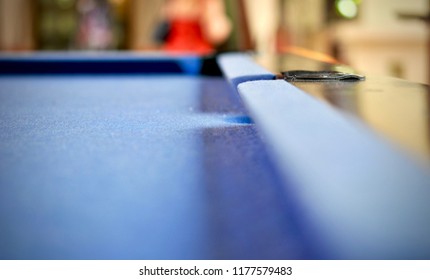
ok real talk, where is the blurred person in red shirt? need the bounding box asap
[157,0,232,54]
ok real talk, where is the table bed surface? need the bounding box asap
[0,52,429,260]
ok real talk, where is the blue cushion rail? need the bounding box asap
[0,52,203,75]
[217,53,275,88]
[237,80,430,259]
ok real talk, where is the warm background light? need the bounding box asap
[0,0,428,83]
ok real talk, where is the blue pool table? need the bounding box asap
[0,52,429,260]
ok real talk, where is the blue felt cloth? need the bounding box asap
[0,75,314,259]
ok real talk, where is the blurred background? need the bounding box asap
[0,0,428,84]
